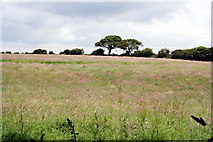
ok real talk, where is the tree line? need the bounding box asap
[2,35,212,61]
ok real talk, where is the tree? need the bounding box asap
[91,48,105,56]
[157,48,170,58]
[95,35,122,55]
[118,39,143,56]
[133,48,154,57]
[33,49,47,54]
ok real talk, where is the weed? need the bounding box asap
[67,118,78,142]
[2,54,211,140]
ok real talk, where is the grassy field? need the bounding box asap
[2,54,212,140]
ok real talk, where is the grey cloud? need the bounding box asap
[5,2,185,22]
[2,2,185,44]
[2,1,210,54]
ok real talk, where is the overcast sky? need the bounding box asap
[1,0,211,54]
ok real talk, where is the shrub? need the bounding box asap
[120,53,129,56]
[194,46,212,61]
[171,47,212,61]
[91,48,105,56]
[59,52,64,55]
[133,48,154,57]
[49,51,54,54]
[6,51,11,54]
[63,49,71,55]
[111,53,119,56]
[151,53,158,58]
[33,49,47,54]
[157,48,170,58]
[70,48,84,55]
[170,49,184,59]
[62,49,84,55]
[182,49,196,60]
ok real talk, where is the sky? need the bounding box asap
[1,0,211,54]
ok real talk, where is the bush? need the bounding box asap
[194,46,212,61]
[33,49,47,54]
[171,49,184,59]
[6,51,11,54]
[151,53,158,58]
[111,53,119,56]
[59,52,64,55]
[63,49,71,55]
[70,48,84,55]
[61,49,84,55]
[133,48,154,57]
[171,46,212,61]
[120,53,129,56]
[157,48,170,58]
[182,49,196,60]
[91,48,105,56]
[49,51,55,54]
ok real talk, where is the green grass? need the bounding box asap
[2,54,212,140]
[1,59,167,65]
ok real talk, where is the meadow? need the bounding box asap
[1,54,212,140]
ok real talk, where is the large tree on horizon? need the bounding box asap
[95,35,122,55]
[118,39,143,56]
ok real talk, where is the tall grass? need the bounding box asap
[2,54,212,140]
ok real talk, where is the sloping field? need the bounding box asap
[2,54,212,140]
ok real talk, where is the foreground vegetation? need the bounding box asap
[2,54,212,140]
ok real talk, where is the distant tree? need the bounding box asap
[33,49,47,54]
[63,49,71,55]
[6,51,11,54]
[14,52,20,54]
[70,48,84,55]
[133,48,154,57]
[157,48,170,58]
[91,48,105,56]
[1,52,5,54]
[118,39,143,56]
[95,35,122,55]
[49,51,54,54]
[25,52,29,54]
